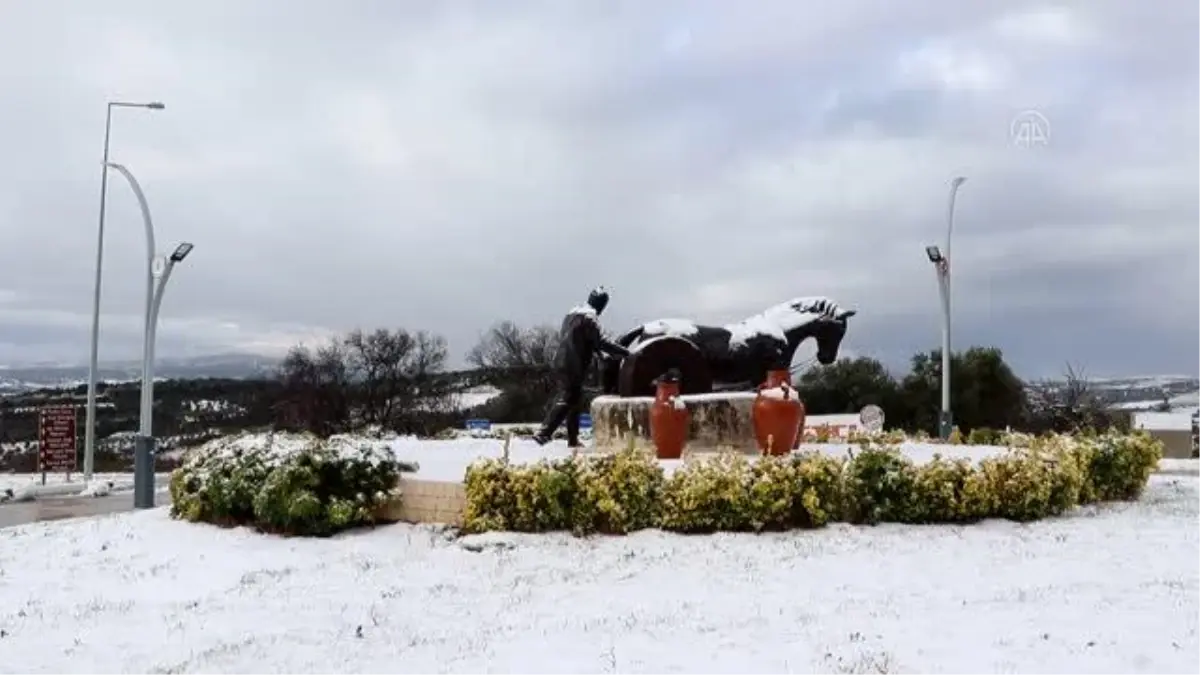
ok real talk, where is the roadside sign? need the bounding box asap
[578,414,593,431]
[38,406,78,484]
[465,418,492,432]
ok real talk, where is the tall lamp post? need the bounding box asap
[925,175,967,440]
[103,162,193,509]
[84,100,165,483]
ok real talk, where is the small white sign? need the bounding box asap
[1010,110,1051,148]
[859,404,885,433]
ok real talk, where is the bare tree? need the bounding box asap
[277,338,352,436]
[1026,362,1128,433]
[467,321,557,373]
[344,328,451,431]
[468,321,559,421]
[345,328,415,427]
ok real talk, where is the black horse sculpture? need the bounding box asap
[598,297,856,397]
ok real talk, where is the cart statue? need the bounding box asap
[598,296,855,397]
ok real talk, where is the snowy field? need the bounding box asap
[0,475,1195,673]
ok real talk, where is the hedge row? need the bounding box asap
[169,432,415,536]
[462,430,1163,535]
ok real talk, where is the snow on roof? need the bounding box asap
[1133,412,1194,432]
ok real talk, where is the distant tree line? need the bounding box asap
[0,319,1130,471]
[792,349,1129,436]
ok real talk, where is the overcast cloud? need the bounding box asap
[0,0,1196,377]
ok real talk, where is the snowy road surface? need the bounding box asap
[1,474,1196,674]
[0,489,172,529]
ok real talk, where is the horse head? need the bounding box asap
[762,297,857,366]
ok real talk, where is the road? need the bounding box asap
[0,489,172,529]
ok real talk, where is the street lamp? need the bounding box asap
[84,100,165,483]
[137,241,194,506]
[925,176,967,440]
[102,162,193,509]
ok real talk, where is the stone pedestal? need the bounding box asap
[590,392,760,454]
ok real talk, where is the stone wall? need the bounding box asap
[590,392,760,453]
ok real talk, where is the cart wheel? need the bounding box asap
[617,335,713,397]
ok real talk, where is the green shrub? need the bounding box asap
[170,434,286,525]
[170,432,411,536]
[843,445,919,524]
[966,427,1001,446]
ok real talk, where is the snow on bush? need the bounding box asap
[462,430,1164,535]
[169,432,417,536]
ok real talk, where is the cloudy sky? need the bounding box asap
[0,0,1196,378]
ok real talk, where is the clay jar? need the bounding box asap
[649,370,689,460]
[753,369,806,456]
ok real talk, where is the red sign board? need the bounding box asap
[38,406,78,474]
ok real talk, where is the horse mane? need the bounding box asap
[734,296,844,328]
[782,296,845,319]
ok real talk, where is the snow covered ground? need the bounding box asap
[0,473,1195,673]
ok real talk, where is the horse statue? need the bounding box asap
[598,297,856,397]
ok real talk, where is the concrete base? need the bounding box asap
[590,392,760,454]
[374,477,466,527]
[133,435,157,509]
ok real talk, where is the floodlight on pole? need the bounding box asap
[925,245,943,263]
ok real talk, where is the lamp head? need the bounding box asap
[170,242,194,262]
[146,102,166,110]
[925,245,943,263]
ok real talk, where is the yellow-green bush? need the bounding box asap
[459,430,1165,536]
[570,445,664,535]
[657,451,848,533]
[461,457,579,533]
[790,451,846,527]
[660,452,758,533]
[977,444,1083,522]
[908,455,991,523]
[463,443,663,535]
[1077,430,1163,501]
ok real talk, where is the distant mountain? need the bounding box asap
[0,353,280,394]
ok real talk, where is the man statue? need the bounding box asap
[534,286,630,447]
